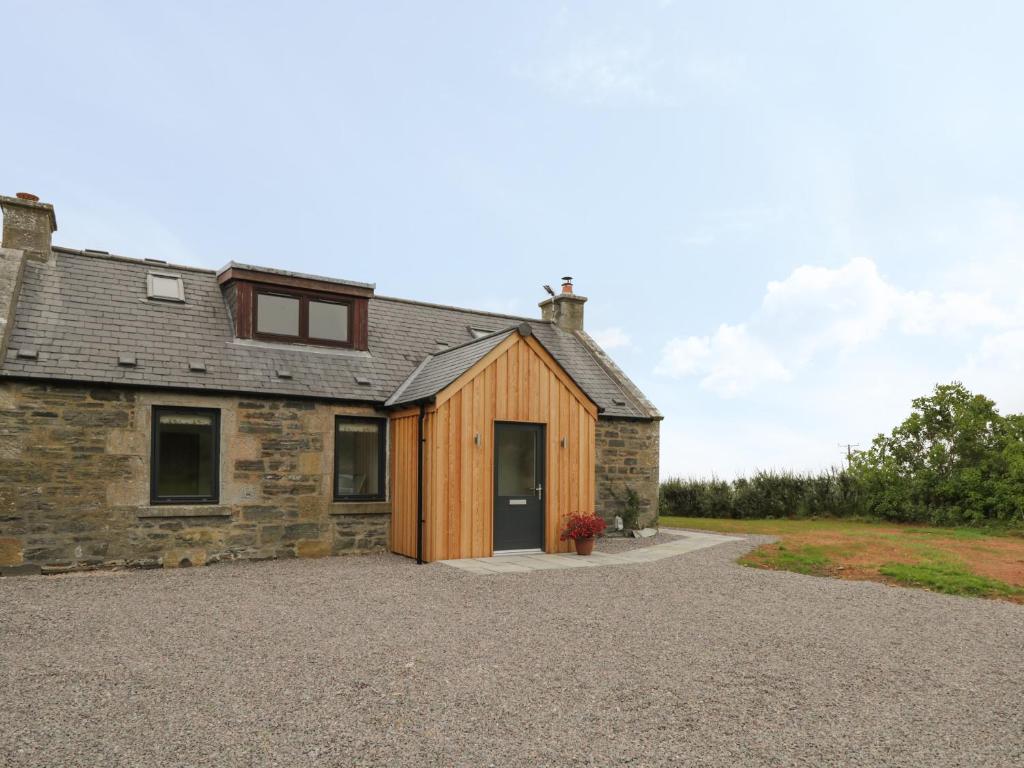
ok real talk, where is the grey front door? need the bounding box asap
[493,422,544,552]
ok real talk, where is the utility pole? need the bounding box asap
[838,443,860,468]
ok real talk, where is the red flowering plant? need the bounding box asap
[559,512,607,542]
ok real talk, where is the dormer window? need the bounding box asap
[217,262,373,351]
[254,289,352,346]
[147,272,185,302]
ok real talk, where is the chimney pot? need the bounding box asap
[561,276,574,294]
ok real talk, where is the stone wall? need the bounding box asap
[595,417,661,529]
[0,381,390,574]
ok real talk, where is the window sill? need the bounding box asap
[138,505,232,519]
[254,334,354,349]
[329,501,391,516]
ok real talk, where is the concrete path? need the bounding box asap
[437,528,738,574]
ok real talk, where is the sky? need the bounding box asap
[4,1,1024,479]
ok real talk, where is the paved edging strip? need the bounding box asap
[437,528,741,574]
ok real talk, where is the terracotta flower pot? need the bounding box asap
[574,536,595,556]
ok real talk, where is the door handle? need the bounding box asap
[536,483,543,501]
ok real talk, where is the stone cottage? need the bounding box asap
[0,193,660,574]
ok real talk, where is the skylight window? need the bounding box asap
[147,273,185,302]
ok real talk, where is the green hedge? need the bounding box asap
[659,469,865,520]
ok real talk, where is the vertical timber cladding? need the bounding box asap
[389,409,421,558]
[389,333,598,562]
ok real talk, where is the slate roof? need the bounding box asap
[386,328,516,407]
[0,247,660,419]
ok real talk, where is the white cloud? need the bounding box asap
[655,335,709,377]
[763,257,895,357]
[523,12,749,109]
[531,46,749,107]
[763,257,1015,357]
[656,323,791,397]
[591,326,631,350]
[531,40,664,106]
[897,290,1012,335]
[957,329,1024,414]
[657,254,1021,398]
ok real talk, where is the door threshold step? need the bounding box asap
[493,548,544,556]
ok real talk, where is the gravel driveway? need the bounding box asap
[2,532,1023,767]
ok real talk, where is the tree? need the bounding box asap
[852,382,1024,524]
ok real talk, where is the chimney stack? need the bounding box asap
[1,192,57,262]
[1,192,56,361]
[539,275,587,333]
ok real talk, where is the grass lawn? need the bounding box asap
[660,516,1024,603]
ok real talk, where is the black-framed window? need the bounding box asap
[151,406,220,504]
[254,288,352,347]
[334,416,386,501]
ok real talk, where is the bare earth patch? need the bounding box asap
[663,517,1024,603]
[939,537,1024,585]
